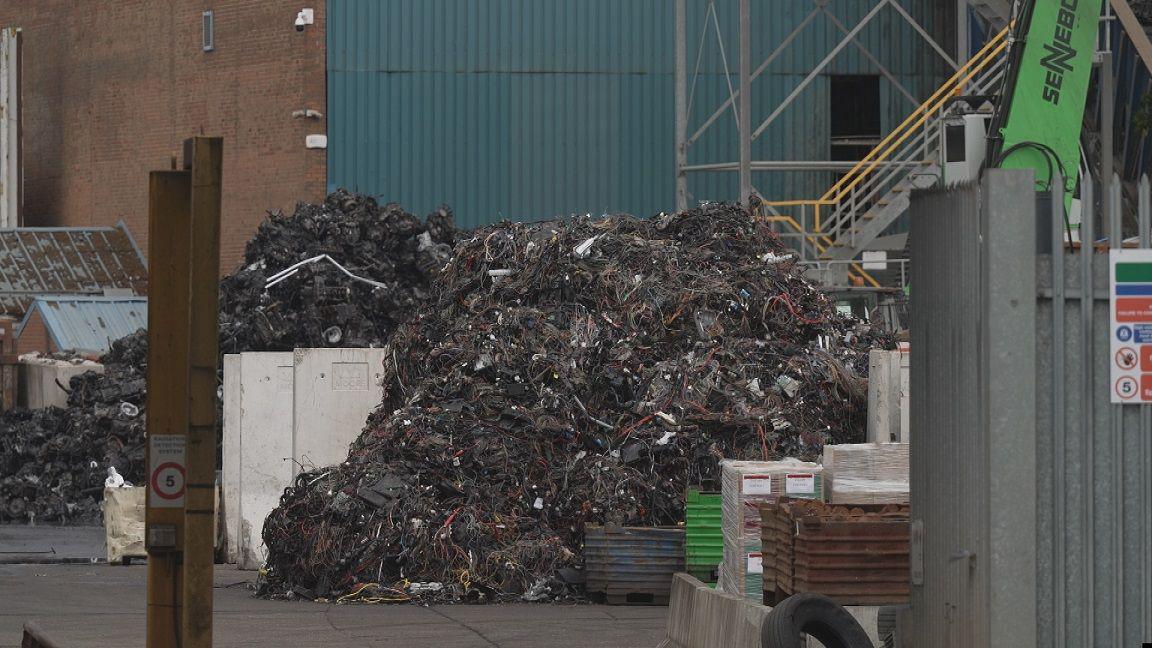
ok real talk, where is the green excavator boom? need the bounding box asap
[988,0,1103,206]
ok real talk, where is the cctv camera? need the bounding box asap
[295,13,306,31]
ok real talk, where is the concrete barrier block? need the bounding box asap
[292,348,386,470]
[221,352,295,570]
[222,354,241,564]
[664,573,707,648]
[20,360,102,409]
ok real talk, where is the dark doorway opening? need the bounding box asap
[830,75,882,163]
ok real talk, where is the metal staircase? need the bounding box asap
[764,27,1011,286]
[970,0,1012,29]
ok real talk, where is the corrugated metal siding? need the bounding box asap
[909,180,991,648]
[910,174,1152,647]
[18,296,147,354]
[327,0,953,227]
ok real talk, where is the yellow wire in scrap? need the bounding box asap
[335,582,412,605]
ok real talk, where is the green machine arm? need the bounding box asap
[986,0,1103,206]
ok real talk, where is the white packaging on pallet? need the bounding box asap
[718,459,823,600]
[823,442,909,505]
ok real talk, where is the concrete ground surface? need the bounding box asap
[0,563,667,648]
[0,525,105,564]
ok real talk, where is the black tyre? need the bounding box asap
[761,593,874,648]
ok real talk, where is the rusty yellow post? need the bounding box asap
[145,169,192,648]
[182,136,222,648]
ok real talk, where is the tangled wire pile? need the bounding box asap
[0,332,148,523]
[260,202,893,603]
[219,190,457,353]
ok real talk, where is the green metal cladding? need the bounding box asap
[327,0,953,229]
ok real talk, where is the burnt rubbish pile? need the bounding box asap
[219,189,457,353]
[260,202,893,603]
[0,332,148,524]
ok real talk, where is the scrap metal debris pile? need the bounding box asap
[0,331,148,523]
[219,190,457,353]
[0,191,455,523]
[260,203,893,602]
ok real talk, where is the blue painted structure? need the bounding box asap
[327,0,954,228]
[18,296,147,354]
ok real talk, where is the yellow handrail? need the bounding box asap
[763,26,1012,285]
[820,27,1010,204]
[761,212,881,288]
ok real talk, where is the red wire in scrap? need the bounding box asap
[619,414,654,439]
[756,424,769,460]
[438,506,463,535]
[769,292,825,325]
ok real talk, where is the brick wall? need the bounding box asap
[0,1,327,274]
[16,310,49,356]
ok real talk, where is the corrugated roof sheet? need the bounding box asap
[18,295,148,354]
[0,222,148,317]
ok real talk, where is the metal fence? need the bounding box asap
[909,170,1152,647]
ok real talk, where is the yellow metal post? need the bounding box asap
[145,170,192,648]
[182,136,222,648]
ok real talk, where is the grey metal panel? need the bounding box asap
[1036,255,1152,648]
[909,179,986,647]
[912,172,1152,647]
[327,0,953,225]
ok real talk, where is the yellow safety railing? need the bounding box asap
[821,26,1010,207]
[758,207,881,288]
[763,25,1012,285]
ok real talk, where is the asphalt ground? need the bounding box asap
[0,560,667,648]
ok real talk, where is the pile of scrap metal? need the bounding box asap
[0,332,147,524]
[259,202,894,603]
[0,191,456,524]
[219,189,457,353]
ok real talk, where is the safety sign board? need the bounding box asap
[1110,250,1152,403]
[149,435,186,508]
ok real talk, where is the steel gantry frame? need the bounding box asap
[673,0,964,211]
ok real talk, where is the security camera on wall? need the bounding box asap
[295,8,314,32]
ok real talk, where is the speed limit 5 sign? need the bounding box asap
[149,435,186,508]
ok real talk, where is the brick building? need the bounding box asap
[0,1,328,273]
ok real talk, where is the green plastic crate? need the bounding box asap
[684,489,722,583]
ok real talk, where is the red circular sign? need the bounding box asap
[1115,376,1139,401]
[151,462,186,500]
[1115,347,1139,370]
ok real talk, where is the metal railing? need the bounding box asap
[763,26,1012,274]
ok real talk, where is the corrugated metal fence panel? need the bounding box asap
[328,0,953,226]
[909,180,988,647]
[1035,255,1152,647]
[911,173,1152,647]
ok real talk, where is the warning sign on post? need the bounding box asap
[1110,250,1152,404]
[149,435,186,508]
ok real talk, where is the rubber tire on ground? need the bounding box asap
[761,593,875,648]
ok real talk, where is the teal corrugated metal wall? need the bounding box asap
[327,0,953,228]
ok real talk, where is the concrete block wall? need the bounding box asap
[0,1,327,273]
[19,360,103,409]
[222,348,385,570]
[292,347,386,471]
[222,352,294,570]
[867,346,910,444]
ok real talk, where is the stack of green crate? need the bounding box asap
[685,488,722,584]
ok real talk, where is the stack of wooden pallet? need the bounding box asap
[762,499,910,606]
